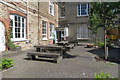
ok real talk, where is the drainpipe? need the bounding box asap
[26,0,30,49]
[38,2,40,44]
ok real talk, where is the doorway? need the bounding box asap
[0,22,5,51]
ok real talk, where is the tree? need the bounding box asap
[90,2,120,60]
[89,9,102,43]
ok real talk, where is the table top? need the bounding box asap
[57,41,68,44]
[34,44,63,49]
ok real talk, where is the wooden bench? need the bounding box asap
[57,41,69,46]
[27,51,62,63]
[27,45,65,63]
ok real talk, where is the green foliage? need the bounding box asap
[90,2,120,30]
[7,28,16,49]
[89,10,101,34]
[97,41,114,48]
[95,72,110,79]
[0,60,2,70]
[97,41,105,48]
[95,72,118,80]
[0,58,14,69]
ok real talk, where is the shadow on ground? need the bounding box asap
[23,58,55,63]
[87,47,120,64]
[23,52,77,63]
[63,52,77,58]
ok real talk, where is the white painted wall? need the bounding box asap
[0,22,5,51]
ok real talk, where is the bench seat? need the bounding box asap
[27,51,62,63]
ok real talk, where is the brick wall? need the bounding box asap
[0,1,58,50]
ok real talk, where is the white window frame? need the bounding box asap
[77,26,90,39]
[77,3,89,16]
[65,28,68,37]
[10,15,26,42]
[61,28,68,38]
[49,1,54,16]
[49,23,54,39]
[42,20,48,40]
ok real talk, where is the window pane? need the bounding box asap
[22,33,24,38]
[18,23,20,27]
[50,24,54,37]
[18,33,20,38]
[22,23,24,27]
[78,4,80,15]
[22,18,24,22]
[15,16,17,21]
[15,33,17,38]
[81,4,87,15]
[18,17,20,22]
[15,28,17,32]
[18,28,20,32]
[15,22,17,27]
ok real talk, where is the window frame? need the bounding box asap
[77,26,90,39]
[60,6,66,18]
[77,3,89,16]
[49,23,54,39]
[49,1,54,16]
[42,20,48,40]
[10,14,26,42]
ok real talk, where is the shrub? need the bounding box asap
[1,58,14,69]
[95,72,118,80]
[7,28,16,49]
[95,72,110,79]
[98,42,104,48]
[97,41,114,48]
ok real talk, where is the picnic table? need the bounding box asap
[27,44,66,63]
[34,44,65,51]
[57,41,69,46]
[57,41,76,50]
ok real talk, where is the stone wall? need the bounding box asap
[0,1,58,50]
[58,2,91,42]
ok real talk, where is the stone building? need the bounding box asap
[56,2,91,42]
[0,0,58,51]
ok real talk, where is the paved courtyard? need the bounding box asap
[2,45,119,78]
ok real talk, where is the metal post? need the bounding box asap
[104,28,108,60]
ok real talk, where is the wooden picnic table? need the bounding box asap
[34,44,66,52]
[27,44,66,63]
[57,41,69,46]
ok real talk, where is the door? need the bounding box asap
[0,22,5,51]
